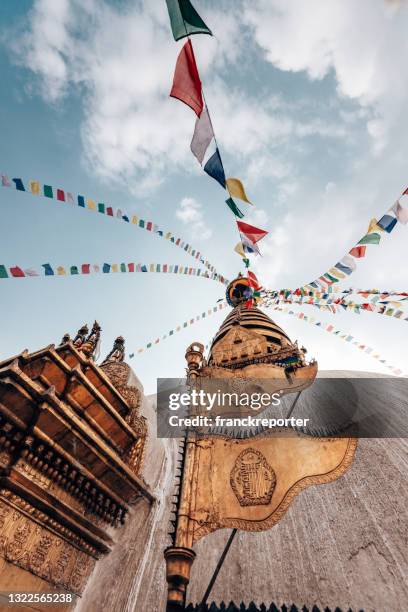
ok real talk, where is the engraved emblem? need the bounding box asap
[230,448,276,506]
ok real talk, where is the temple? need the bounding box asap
[0,288,405,611]
[0,322,152,602]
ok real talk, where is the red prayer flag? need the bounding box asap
[10,266,25,277]
[349,246,366,258]
[106,207,113,216]
[57,189,65,202]
[81,264,90,274]
[247,271,261,290]
[170,39,203,117]
[237,221,268,244]
[146,221,153,231]
[403,187,408,195]
[128,263,135,273]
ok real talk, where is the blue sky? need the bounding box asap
[1,0,407,393]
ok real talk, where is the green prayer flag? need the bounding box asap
[166,0,212,41]
[98,203,105,213]
[357,232,381,245]
[225,197,244,219]
[0,265,8,278]
[43,185,53,198]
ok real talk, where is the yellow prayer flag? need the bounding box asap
[111,264,119,273]
[226,178,252,204]
[30,181,40,195]
[329,267,345,279]
[131,215,138,224]
[87,199,96,210]
[234,242,245,258]
[57,266,66,275]
[150,264,155,272]
[368,218,384,233]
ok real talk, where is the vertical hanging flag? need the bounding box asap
[42,263,54,276]
[190,108,214,164]
[204,148,226,188]
[377,213,397,233]
[170,39,203,117]
[10,266,25,278]
[391,200,408,225]
[240,234,261,255]
[166,0,212,41]
[349,246,366,258]
[237,220,268,244]
[226,178,252,204]
[225,197,244,218]
[12,178,25,191]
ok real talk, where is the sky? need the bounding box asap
[0,0,407,394]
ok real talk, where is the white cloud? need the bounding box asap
[176,197,212,240]
[11,0,359,194]
[244,0,408,154]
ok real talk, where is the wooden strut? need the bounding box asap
[198,528,238,611]
[285,390,302,419]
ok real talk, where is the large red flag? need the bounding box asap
[237,221,268,244]
[170,39,203,117]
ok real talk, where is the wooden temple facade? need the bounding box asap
[0,322,153,602]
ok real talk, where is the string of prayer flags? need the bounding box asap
[204,148,226,188]
[166,0,212,41]
[301,185,408,292]
[226,178,252,204]
[225,197,244,218]
[190,108,214,164]
[129,301,227,357]
[1,173,223,276]
[268,305,405,377]
[165,3,267,266]
[0,261,229,284]
[237,220,268,244]
[170,39,203,117]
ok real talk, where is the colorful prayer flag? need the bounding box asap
[30,181,40,195]
[377,214,397,233]
[357,232,381,245]
[191,107,214,164]
[349,245,366,258]
[391,200,408,225]
[12,178,25,191]
[44,185,53,198]
[237,220,268,244]
[42,263,54,276]
[57,189,65,202]
[225,197,244,218]
[226,178,252,204]
[166,0,212,41]
[204,148,226,188]
[170,39,203,117]
[10,266,25,277]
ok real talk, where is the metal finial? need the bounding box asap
[102,336,125,364]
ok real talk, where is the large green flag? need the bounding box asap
[166,0,212,41]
